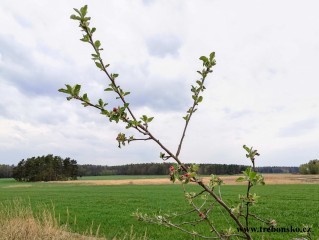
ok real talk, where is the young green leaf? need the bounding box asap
[191,85,197,93]
[243,144,250,153]
[100,109,109,116]
[82,93,90,102]
[66,84,73,94]
[111,73,119,80]
[124,103,129,108]
[249,171,257,180]
[73,8,81,16]
[199,56,208,63]
[141,115,148,122]
[98,99,104,107]
[95,62,103,70]
[242,167,251,177]
[183,115,189,121]
[191,164,199,172]
[192,95,197,101]
[196,80,202,86]
[70,14,81,21]
[91,53,99,60]
[80,35,89,42]
[94,40,101,49]
[58,88,69,94]
[80,5,88,17]
[189,172,197,178]
[73,84,81,96]
[209,52,215,61]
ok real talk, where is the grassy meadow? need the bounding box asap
[0,177,318,239]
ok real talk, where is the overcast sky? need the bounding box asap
[1,0,318,167]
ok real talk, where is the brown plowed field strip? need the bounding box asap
[55,174,319,186]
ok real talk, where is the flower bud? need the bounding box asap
[198,212,206,219]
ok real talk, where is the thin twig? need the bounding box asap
[84,24,148,135]
[169,209,198,218]
[175,73,208,158]
[197,181,252,240]
[245,182,252,228]
[73,96,146,135]
[129,137,152,142]
[163,219,228,239]
[176,218,205,227]
[248,213,271,225]
[191,201,221,238]
[165,219,246,239]
[193,189,207,199]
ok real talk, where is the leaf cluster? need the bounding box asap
[183,52,216,122]
[168,164,199,184]
[243,144,260,165]
[236,167,265,186]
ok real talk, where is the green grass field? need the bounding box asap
[0,178,318,239]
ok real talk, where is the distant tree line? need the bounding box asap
[0,164,14,178]
[77,163,247,176]
[78,163,299,176]
[0,161,305,179]
[12,154,78,182]
[299,159,319,174]
[256,166,299,174]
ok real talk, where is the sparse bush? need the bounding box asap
[299,159,319,174]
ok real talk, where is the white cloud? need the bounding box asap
[1,0,319,167]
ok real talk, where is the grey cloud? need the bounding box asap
[146,34,182,58]
[0,36,30,65]
[131,79,190,111]
[278,118,318,137]
[0,33,183,126]
[0,36,73,97]
[113,64,191,111]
